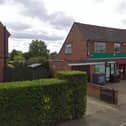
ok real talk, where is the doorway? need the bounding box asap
[105,63,116,82]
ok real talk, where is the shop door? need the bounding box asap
[105,63,116,82]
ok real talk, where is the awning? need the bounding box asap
[68,62,105,66]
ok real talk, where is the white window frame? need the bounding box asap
[64,44,72,54]
[114,43,120,53]
[95,42,106,52]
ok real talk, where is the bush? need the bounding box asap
[0,79,67,126]
[0,70,87,126]
[56,70,87,119]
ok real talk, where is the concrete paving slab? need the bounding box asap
[86,96,117,116]
[57,96,126,126]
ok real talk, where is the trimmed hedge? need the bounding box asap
[56,70,87,119]
[0,70,87,126]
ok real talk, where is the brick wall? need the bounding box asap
[0,23,9,81]
[87,41,95,53]
[88,83,118,104]
[89,65,95,82]
[58,23,87,62]
[106,42,114,52]
[49,60,71,76]
[87,84,100,98]
[120,42,126,52]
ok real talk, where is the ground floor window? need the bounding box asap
[95,63,116,81]
[110,63,115,74]
[95,64,105,73]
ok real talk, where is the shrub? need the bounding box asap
[0,79,67,126]
[0,70,87,126]
[56,70,87,119]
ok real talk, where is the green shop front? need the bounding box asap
[89,52,126,83]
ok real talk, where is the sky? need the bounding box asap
[0,0,126,53]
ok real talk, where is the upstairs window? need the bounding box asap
[64,44,72,54]
[114,43,120,52]
[95,42,106,52]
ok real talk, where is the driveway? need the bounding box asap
[57,96,126,126]
[57,81,126,126]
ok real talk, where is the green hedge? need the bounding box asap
[56,70,87,119]
[0,70,87,126]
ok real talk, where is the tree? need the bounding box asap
[26,56,48,66]
[29,40,49,58]
[23,52,32,60]
[10,49,25,62]
[13,55,25,62]
[49,52,57,59]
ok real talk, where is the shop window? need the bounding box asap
[64,44,72,54]
[95,42,106,52]
[95,64,105,73]
[114,43,120,52]
[110,63,115,74]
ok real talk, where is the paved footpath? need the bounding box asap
[57,96,126,126]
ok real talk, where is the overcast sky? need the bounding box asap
[0,0,126,53]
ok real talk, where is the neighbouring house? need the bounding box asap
[50,22,126,83]
[0,22,10,81]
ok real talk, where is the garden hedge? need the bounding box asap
[56,70,87,119]
[0,70,87,126]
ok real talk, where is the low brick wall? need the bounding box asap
[87,83,101,98]
[87,83,118,105]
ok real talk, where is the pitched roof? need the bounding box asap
[0,22,10,37]
[75,22,126,42]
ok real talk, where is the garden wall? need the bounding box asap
[88,83,118,104]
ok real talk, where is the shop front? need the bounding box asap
[69,60,126,84]
[94,60,126,83]
[116,60,126,80]
[94,61,116,82]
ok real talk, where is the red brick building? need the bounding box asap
[50,22,126,83]
[0,22,10,81]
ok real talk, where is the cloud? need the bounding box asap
[19,0,74,29]
[49,12,74,29]
[11,31,63,41]
[116,1,126,13]
[0,0,5,4]
[18,0,48,20]
[7,0,74,30]
[93,0,104,3]
[6,22,31,31]
[121,19,126,25]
